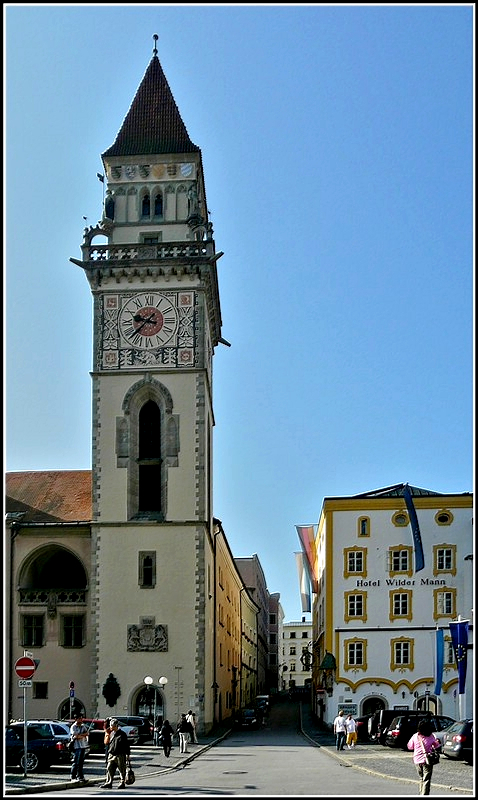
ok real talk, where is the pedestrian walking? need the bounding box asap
[407,718,441,795]
[186,710,198,744]
[153,714,163,747]
[159,719,175,758]
[103,718,112,767]
[69,713,89,783]
[333,710,347,751]
[100,718,130,789]
[177,713,191,753]
[345,714,358,748]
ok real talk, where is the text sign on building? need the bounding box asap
[337,703,357,716]
[14,656,36,679]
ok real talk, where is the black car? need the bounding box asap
[236,708,261,730]
[6,723,70,772]
[354,714,374,742]
[369,709,407,744]
[384,714,455,750]
[441,719,473,764]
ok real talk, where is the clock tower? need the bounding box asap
[71,43,224,728]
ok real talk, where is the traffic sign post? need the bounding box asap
[14,655,37,777]
[14,656,36,680]
[69,681,75,719]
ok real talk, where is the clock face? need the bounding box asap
[119,293,179,349]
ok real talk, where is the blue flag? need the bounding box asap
[434,628,444,696]
[449,620,469,694]
[403,484,425,572]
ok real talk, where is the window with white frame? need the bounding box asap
[391,638,414,670]
[434,545,457,576]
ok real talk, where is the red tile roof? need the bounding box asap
[5,471,92,523]
[102,55,200,157]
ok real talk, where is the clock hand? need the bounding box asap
[133,312,157,334]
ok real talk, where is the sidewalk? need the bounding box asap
[5,711,473,795]
[5,724,232,795]
[298,703,473,794]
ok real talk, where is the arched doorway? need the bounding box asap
[362,696,385,715]
[135,685,166,725]
[416,693,438,713]
[58,698,85,720]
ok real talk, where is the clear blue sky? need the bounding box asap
[5,4,473,622]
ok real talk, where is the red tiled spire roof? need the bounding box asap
[5,470,92,523]
[102,55,200,157]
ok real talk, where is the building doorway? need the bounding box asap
[362,696,385,715]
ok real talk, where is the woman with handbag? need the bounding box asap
[407,718,441,795]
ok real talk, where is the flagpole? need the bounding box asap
[457,615,465,720]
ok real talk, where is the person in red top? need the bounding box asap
[407,718,441,795]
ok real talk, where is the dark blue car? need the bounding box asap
[6,723,69,772]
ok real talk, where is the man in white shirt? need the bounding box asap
[333,710,347,751]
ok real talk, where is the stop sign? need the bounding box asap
[15,656,36,679]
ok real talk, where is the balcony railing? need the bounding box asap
[19,589,87,604]
[81,240,215,263]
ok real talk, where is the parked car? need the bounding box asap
[369,709,407,744]
[23,720,72,744]
[255,695,270,715]
[6,723,70,772]
[236,708,261,730]
[66,718,140,754]
[441,719,473,764]
[114,715,153,744]
[384,714,455,750]
[354,714,374,742]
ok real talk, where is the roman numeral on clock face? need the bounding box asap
[118,292,179,350]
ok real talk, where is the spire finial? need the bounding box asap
[153,33,158,56]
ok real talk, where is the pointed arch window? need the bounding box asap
[154,192,163,216]
[104,192,115,220]
[138,400,161,513]
[141,193,151,218]
[122,377,180,520]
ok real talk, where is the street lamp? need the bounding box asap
[158,676,168,718]
[144,675,155,724]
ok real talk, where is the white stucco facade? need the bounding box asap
[311,486,473,726]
